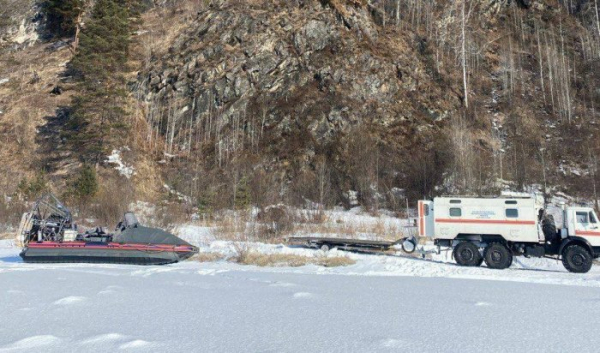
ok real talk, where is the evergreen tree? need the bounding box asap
[16,173,48,200]
[63,0,139,164]
[43,0,83,37]
[234,176,252,210]
[72,164,99,201]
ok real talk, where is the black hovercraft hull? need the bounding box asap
[20,242,198,265]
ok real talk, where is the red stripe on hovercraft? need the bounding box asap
[27,242,196,252]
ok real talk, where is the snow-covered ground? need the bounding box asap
[3,235,600,352]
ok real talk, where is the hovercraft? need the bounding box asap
[17,194,198,265]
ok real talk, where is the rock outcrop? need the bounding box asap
[138,0,455,205]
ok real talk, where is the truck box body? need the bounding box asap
[419,197,544,243]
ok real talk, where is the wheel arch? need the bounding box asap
[559,237,594,257]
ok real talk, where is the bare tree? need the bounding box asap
[595,0,600,40]
[461,0,472,108]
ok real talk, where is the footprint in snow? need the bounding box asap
[118,340,155,350]
[98,285,122,295]
[53,296,87,305]
[379,338,405,348]
[82,333,127,345]
[293,292,314,299]
[0,335,60,350]
[269,282,296,288]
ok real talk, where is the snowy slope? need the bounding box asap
[2,239,600,352]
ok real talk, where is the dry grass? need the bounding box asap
[0,232,14,240]
[188,207,414,244]
[232,251,355,268]
[294,218,408,242]
[194,252,226,263]
[0,40,74,192]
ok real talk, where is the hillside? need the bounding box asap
[0,0,599,220]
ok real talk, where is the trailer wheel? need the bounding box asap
[401,237,417,254]
[562,244,593,273]
[453,242,482,267]
[484,243,513,270]
[320,244,330,252]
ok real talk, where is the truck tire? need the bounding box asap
[562,244,593,273]
[453,242,482,267]
[484,243,513,270]
[401,237,417,254]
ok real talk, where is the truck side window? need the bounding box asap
[449,208,461,217]
[424,205,429,216]
[506,209,518,218]
[589,212,598,224]
[576,212,589,224]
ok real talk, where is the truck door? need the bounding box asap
[572,210,600,245]
[418,200,434,237]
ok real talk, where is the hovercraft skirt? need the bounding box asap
[20,242,197,265]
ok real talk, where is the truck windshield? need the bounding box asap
[590,212,598,224]
[576,212,589,224]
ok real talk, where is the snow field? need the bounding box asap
[3,204,600,352]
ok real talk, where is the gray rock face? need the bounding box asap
[0,0,42,49]
[294,20,333,54]
[137,0,453,200]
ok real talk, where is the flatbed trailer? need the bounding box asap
[287,236,418,253]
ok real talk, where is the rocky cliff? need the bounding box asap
[1,0,599,212]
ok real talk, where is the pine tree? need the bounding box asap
[72,164,99,201]
[63,0,139,164]
[43,0,84,37]
[234,176,252,210]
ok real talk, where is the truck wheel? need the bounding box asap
[453,242,482,267]
[562,245,593,273]
[320,244,330,252]
[484,243,513,270]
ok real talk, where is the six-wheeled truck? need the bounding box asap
[419,197,600,273]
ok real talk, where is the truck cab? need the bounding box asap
[562,207,600,246]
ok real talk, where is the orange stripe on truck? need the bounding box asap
[435,219,536,225]
[575,231,600,237]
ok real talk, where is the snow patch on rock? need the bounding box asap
[106,148,135,179]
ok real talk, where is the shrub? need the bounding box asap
[256,205,294,239]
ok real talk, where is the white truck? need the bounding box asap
[418,197,600,273]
